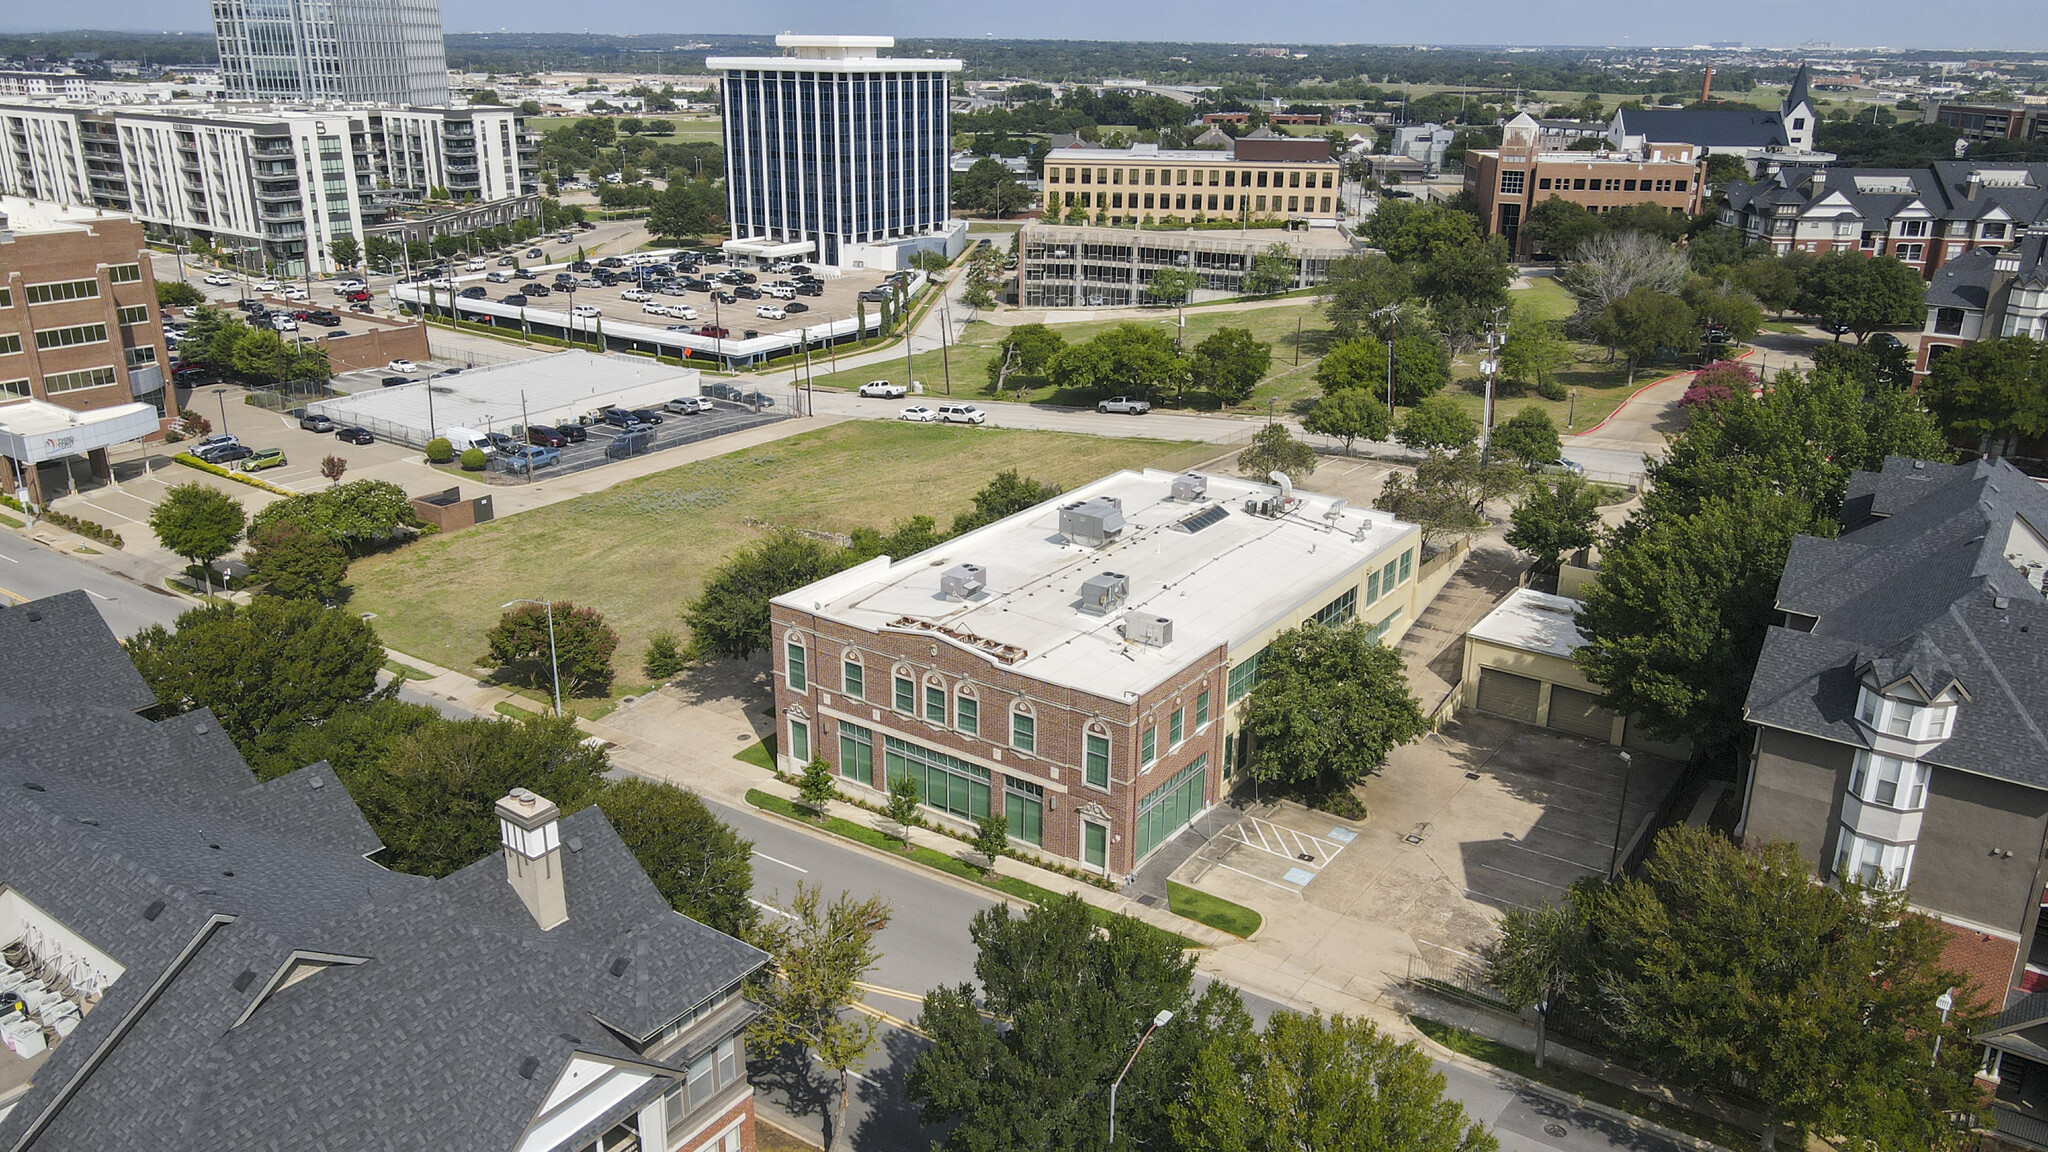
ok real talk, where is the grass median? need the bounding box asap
[746,788,1202,951]
[347,421,1211,678]
[1166,880,1262,938]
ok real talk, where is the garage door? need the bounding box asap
[1548,686,1619,741]
[1476,668,1541,724]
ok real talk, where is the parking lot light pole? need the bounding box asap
[501,598,562,717]
[212,387,230,434]
[1108,1010,1174,1144]
[1608,751,1634,879]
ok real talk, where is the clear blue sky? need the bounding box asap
[9,0,2046,52]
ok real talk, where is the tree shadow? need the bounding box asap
[848,1025,948,1152]
[748,1040,836,1139]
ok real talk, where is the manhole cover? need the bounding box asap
[1544,1124,1568,1138]
[1137,894,1157,907]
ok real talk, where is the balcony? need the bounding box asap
[254,182,302,202]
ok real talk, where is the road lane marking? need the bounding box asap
[0,584,26,603]
[0,552,15,562]
[751,898,796,920]
[84,589,112,601]
[752,850,808,873]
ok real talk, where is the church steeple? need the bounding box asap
[1781,64,1816,152]
[1785,63,1813,114]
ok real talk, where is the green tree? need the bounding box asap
[647,177,723,240]
[1315,336,1390,397]
[1395,394,1479,453]
[1046,323,1190,403]
[1237,423,1318,485]
[1682,278,1765,344]
[908,896,1224,1152]
[242,520,348,601]
[596,778,757,939]
[1552,827,1987,1152]
[1506,475,1601,576]
[1522,195,1605,259]
[485,600,619,698]
[953,470,1065,534]
[1920,335,2048,458]
[1796,252,1925,342]
[1240,620,1428,795]
[1730,255,1803,316]
[1174,1010,1499,1152]
[1146,266,1198,308]
[346,713,610,876]
[156,279,205,308]
[974,811,1010,871]
[885,771,922,842]
[1415,238,1512,345]
[1479,899,1586,1067]
[846,514,947,564]
[1684,223,1753,276]
[1241,243,1298,296]
[250,479,418,556]
[127,597,392,764]
[1189,327,1271,406]
[1302,389,1392,455]
[1593,288,1695,381]
[986,324,1067,393]
[1497,314,1570,393]
[518,99,542,115]
[644,631,687,680]
[953,156,1029,217]
[750,883,891,1151]
[1373,448,1521,548]
[1319,253,1411,341]
[1491,405,1562,468]
[1366,200,1481,265]
[148,482,246,594]
[683,531,852,661]
[798,756,838,815]
[325,235,360,269]
[470,88,501,105]
[1386,334,1453,406]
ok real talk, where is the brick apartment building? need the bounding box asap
[1916,225,2048,377]
[1718,162,2048,277]
[0,196,168,504]
[770,470,1424,880]
[1462,113,1704,255]
[1040,130,1342,228]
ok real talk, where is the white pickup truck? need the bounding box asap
[1097,395,1152,414]
[859,380,908,399]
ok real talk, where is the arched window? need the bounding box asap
[923,672,949,726]
[840,649,864,699]
[955,683,980,737]
[892,665,916,714]
[1010,700,1036,754]
[1083,721,1111,789]
[783,632,806,693]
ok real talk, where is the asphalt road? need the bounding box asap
[710,797,1680,1152]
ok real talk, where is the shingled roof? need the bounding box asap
[1745,457,2048,789]
[0,593,766,1151]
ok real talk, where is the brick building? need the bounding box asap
[1462,113,1704,255]
[1916,225,2048,378]
[1717,162,2048,276]
[769,469,1423,880]
[0,196,168,504]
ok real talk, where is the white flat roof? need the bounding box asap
[307,351,698,441]
[778,469,1418,700]
[777,34,894,49]
[0,399,159,462]
[1468,588,1588,661]
[0,196,126,235]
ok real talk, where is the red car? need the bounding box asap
[527,426,566,448]
[697,325,729,339]
[343,290,371,303]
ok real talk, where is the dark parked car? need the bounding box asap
[527,425,566,447]
[525,248,545,258]
[730,271,757,284]
[351,302,373,313]
[523,284,551,297]
[514,268,538,280]
[685,279,712,293]
[298,412,337,432]
[336,426,375,444]
[597,257,625,268]
[459,286,487,299]
[500,294,528,306]
[713,291,736,305]
[784,301,808,313]
[554,423,587,443]
[209,444,256,465]
[486,431,520,454]
[570,260,592,273]
[630,408,664,425]
[734,286,762,300]
[601,407,639,428]
[303,309,341,326]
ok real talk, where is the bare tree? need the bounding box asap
[1558,230,1691,315]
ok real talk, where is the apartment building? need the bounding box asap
[0,198,168,503]
[769,469,1423,880]
[1742,456,2048,1008]
[1040,132,1342,228]
[212,0,449,106]
[1917,226,2048,376]
[1015,222,1359,308]
[708,35,964,271]
[1463,113,1704,254]
[1718,162,2048,277]
[0,589,768,1152]
[0,99,537,276]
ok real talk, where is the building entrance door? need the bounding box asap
[1083,821,1107,871]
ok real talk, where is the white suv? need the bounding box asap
[621,288,651,302]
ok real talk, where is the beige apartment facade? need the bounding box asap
[1041,137,1341,227]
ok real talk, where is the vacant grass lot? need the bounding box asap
[348,422,1211,695]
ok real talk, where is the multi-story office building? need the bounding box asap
[769,469,1423,880]
[0,590,769,1152]
[1039,132,1342,229]
[0,197,169,503]
[1015,223,1359,308]
[0,99,536,275]
[212,0,450,106]
[1924,100,2048,144]
[1464,113,1704,255]
[1719,162,2048,277]
[708,35,964,271]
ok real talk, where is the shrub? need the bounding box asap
[1537,379,1569,401]
[459,447,486,471]
[643,630,688,680]
[425,437,454,463]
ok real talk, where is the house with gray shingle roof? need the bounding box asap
[1719,162,2048,277]
[0,591,768,1152]
[1742,457,2048,1014]
[1917,225,2048,380]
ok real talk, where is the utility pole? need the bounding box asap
[519,390,533,481]
[1478,306,1507,465]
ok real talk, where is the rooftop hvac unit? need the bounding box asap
[1123,612,1173,648]
[1324,498,1348,522]
[941,563,987,600]
[1244,495,1281,518]
[1078,571,1130,616]
[1059,496,1126,547]
[1170,473,1208,502]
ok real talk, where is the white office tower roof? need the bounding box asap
[708,33,961,73]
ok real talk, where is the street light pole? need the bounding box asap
[1608,751,1634,879]
[1108,1010,1174,1145]
[212,387,230,434]
[1932,988,1955,1065]
[502,598,562,716]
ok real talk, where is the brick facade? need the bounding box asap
[1464,131,1703,257]
[0,208,167,415]
[670,1093,755,1152]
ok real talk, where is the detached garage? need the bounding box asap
[1459,588,1676,751]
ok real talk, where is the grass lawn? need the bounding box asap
[383,659,434,681]
[347,421,1211,691]
[807,296,1335,415]
[1514,277,1577,324]
[746,789,1203,950]
[1166,881,1262,938]
[735,736,777,771]
[1411,1017,1760,1151]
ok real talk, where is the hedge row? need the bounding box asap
[172,452,296,496]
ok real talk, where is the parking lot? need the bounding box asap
[468,400,790,484]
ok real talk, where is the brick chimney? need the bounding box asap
[496,788,567,930]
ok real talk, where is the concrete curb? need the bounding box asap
[1406,1029,1739,1152]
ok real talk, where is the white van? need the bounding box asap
[440,426,494,457]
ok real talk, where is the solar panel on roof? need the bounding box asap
[1178,505,1230,533]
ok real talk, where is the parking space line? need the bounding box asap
[1471,860,1575,891]
[70,499,144,524]
[1206,859,1306,894]
[1493,839,1607,873]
